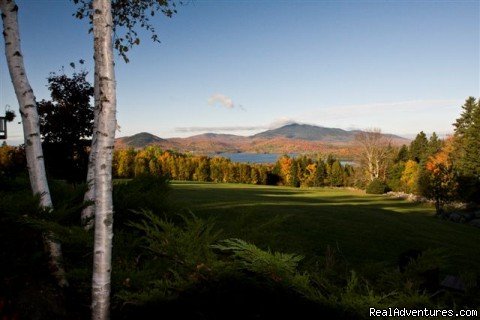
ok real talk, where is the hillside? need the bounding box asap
[252,123,354,142]
[115,123,409,156]
[117,132,166,148]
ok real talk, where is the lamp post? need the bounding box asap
[0,116,6,139]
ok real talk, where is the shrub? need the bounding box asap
[113,175,171,228]
[115,210,222,307]
[212,238,308,287]
[366,179,389,194]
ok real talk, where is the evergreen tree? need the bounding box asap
[396,145,409,163]
[409,131,428,163]
[453,96,477,136]
[314,160,327,187]
[329,160,344,187]
[426,132,442,158]
[387,162,406,192]
[453,97,480,202]
[343,164,355,187]
[454,98,480,176]
[289,159,300,187]
[326,154,336,167]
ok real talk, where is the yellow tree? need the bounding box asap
[115,148,136,178]
[401,160,420,194]
[278,155,293,185]
[303,163,317,187]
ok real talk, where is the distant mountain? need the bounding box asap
[253,123,354,142]
[187,133,249,142]
[115,123,409,156]
[118,132,166,148]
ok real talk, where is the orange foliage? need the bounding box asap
[424,137,457,211]
[425,137,455,174]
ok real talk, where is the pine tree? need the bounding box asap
[452,97,480,202]
[396,145,409,163]
[454,98,480,177]
[426,132,442,158]
[289,159,300,187]
[329,160,344,187]
[453,96,477,136]
[314,160,327,187]
[409,131,428,163]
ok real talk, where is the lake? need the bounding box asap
[214,153,297,164]
[214,153,355,166]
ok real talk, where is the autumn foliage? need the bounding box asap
[424,137,458,213]
[112,146,355,188]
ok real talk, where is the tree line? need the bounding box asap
[354,97,479,212]
[4,94,479,208]
[112,147,356,188]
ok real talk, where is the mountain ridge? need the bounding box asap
[115,123,409,156]
[253,123,358,142]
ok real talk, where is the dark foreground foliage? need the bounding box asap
[0,176,478,319]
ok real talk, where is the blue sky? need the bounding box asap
[1,0,479,144]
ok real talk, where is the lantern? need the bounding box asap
[0,116,6,139]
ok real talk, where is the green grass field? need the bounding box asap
[169,181,480,274]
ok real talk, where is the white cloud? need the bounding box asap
[268,117,297,129]
[208,93,235,109]
[174,117,302,135]
[175,125,266,133]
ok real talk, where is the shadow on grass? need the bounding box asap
[169,182,480,273]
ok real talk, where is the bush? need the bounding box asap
[113,175,171,228]
[366,179,389,194]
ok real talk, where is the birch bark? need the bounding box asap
[0,0,67,288]
[91,0,116,318]
[81,64,99,230]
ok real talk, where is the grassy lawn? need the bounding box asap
[169,181,480,274]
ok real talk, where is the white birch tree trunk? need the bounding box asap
[91,0,116,318]
[0,0,67,288]
[81,64,99,230]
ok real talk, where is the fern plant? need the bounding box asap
[211,238,317,299]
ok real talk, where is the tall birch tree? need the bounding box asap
[91,0,116,318]
[73,1,179,316]
[75,0,179,230]
[0,0,68,288]
[81,65,99,230]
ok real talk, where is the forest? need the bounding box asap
[0,1,479,320]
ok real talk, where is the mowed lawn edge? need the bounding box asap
[169,181,480,273]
